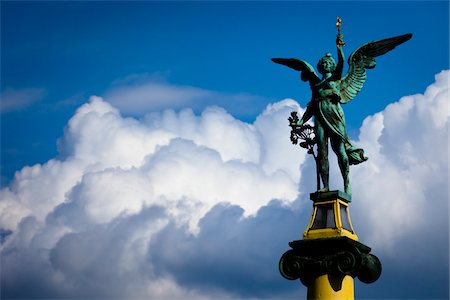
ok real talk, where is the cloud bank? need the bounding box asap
[1,71,448,299]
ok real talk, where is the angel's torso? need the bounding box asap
[312,76,341,101]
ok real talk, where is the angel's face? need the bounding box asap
[322,59,333,71]
[321,58,335,73]
[317,55,336,75]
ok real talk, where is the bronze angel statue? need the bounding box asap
[272,22,412,196]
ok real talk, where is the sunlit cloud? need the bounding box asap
[0,71,448,299]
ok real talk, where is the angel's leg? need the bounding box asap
[315,121,329,192]
[331,137,350,195]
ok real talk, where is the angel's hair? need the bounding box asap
[317,53,336,75]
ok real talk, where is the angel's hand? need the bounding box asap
[336,33,345,46]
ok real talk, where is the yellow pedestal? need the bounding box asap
[303,191,358,241]
[307,274,354,300]
[278,192,381,300]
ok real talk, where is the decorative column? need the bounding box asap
[271,15,411,300]
[279,191,382,300]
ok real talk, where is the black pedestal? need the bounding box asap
[279,236,382,287]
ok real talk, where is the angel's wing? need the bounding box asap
[340,33,412,104]
[271,58,321,86]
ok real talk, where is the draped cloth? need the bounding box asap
[314,97,368,165]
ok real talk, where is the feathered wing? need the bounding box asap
[340,33,412,104]
[271,58,321,87]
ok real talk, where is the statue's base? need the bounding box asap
[310,190,351,202]
[279,236,382,287]
[303,190,357,241]
[279,190,382,293]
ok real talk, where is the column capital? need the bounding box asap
[279,237,382,286]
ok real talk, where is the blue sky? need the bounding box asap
[0,1,449,299]
[2,1,448,184]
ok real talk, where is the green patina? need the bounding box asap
[274,22,412,196]
[310,189,351,203]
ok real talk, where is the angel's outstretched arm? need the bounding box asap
[335,34,345,79]
[271,58,321,87]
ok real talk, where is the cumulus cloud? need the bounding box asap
[0,88,46,112]
[351,70,449,249]
[0,71,448,299]
[1,93,304,299]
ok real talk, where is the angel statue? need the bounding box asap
[272,18,412,196]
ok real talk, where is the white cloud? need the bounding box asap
[254,99,307,181]
[349,70,449,251]
[0,88,46,112]
[0,71,448,299]
[0,91,305,298]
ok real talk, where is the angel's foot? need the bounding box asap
[317,187,329,193]
[344,184,352,196]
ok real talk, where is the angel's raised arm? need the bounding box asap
[334,34,345,79]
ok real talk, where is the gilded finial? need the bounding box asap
[336,16,342,32]
[336,16,346,46]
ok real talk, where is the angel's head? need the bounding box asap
[317,53,336,75]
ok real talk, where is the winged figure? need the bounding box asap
[272,32,412,195]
